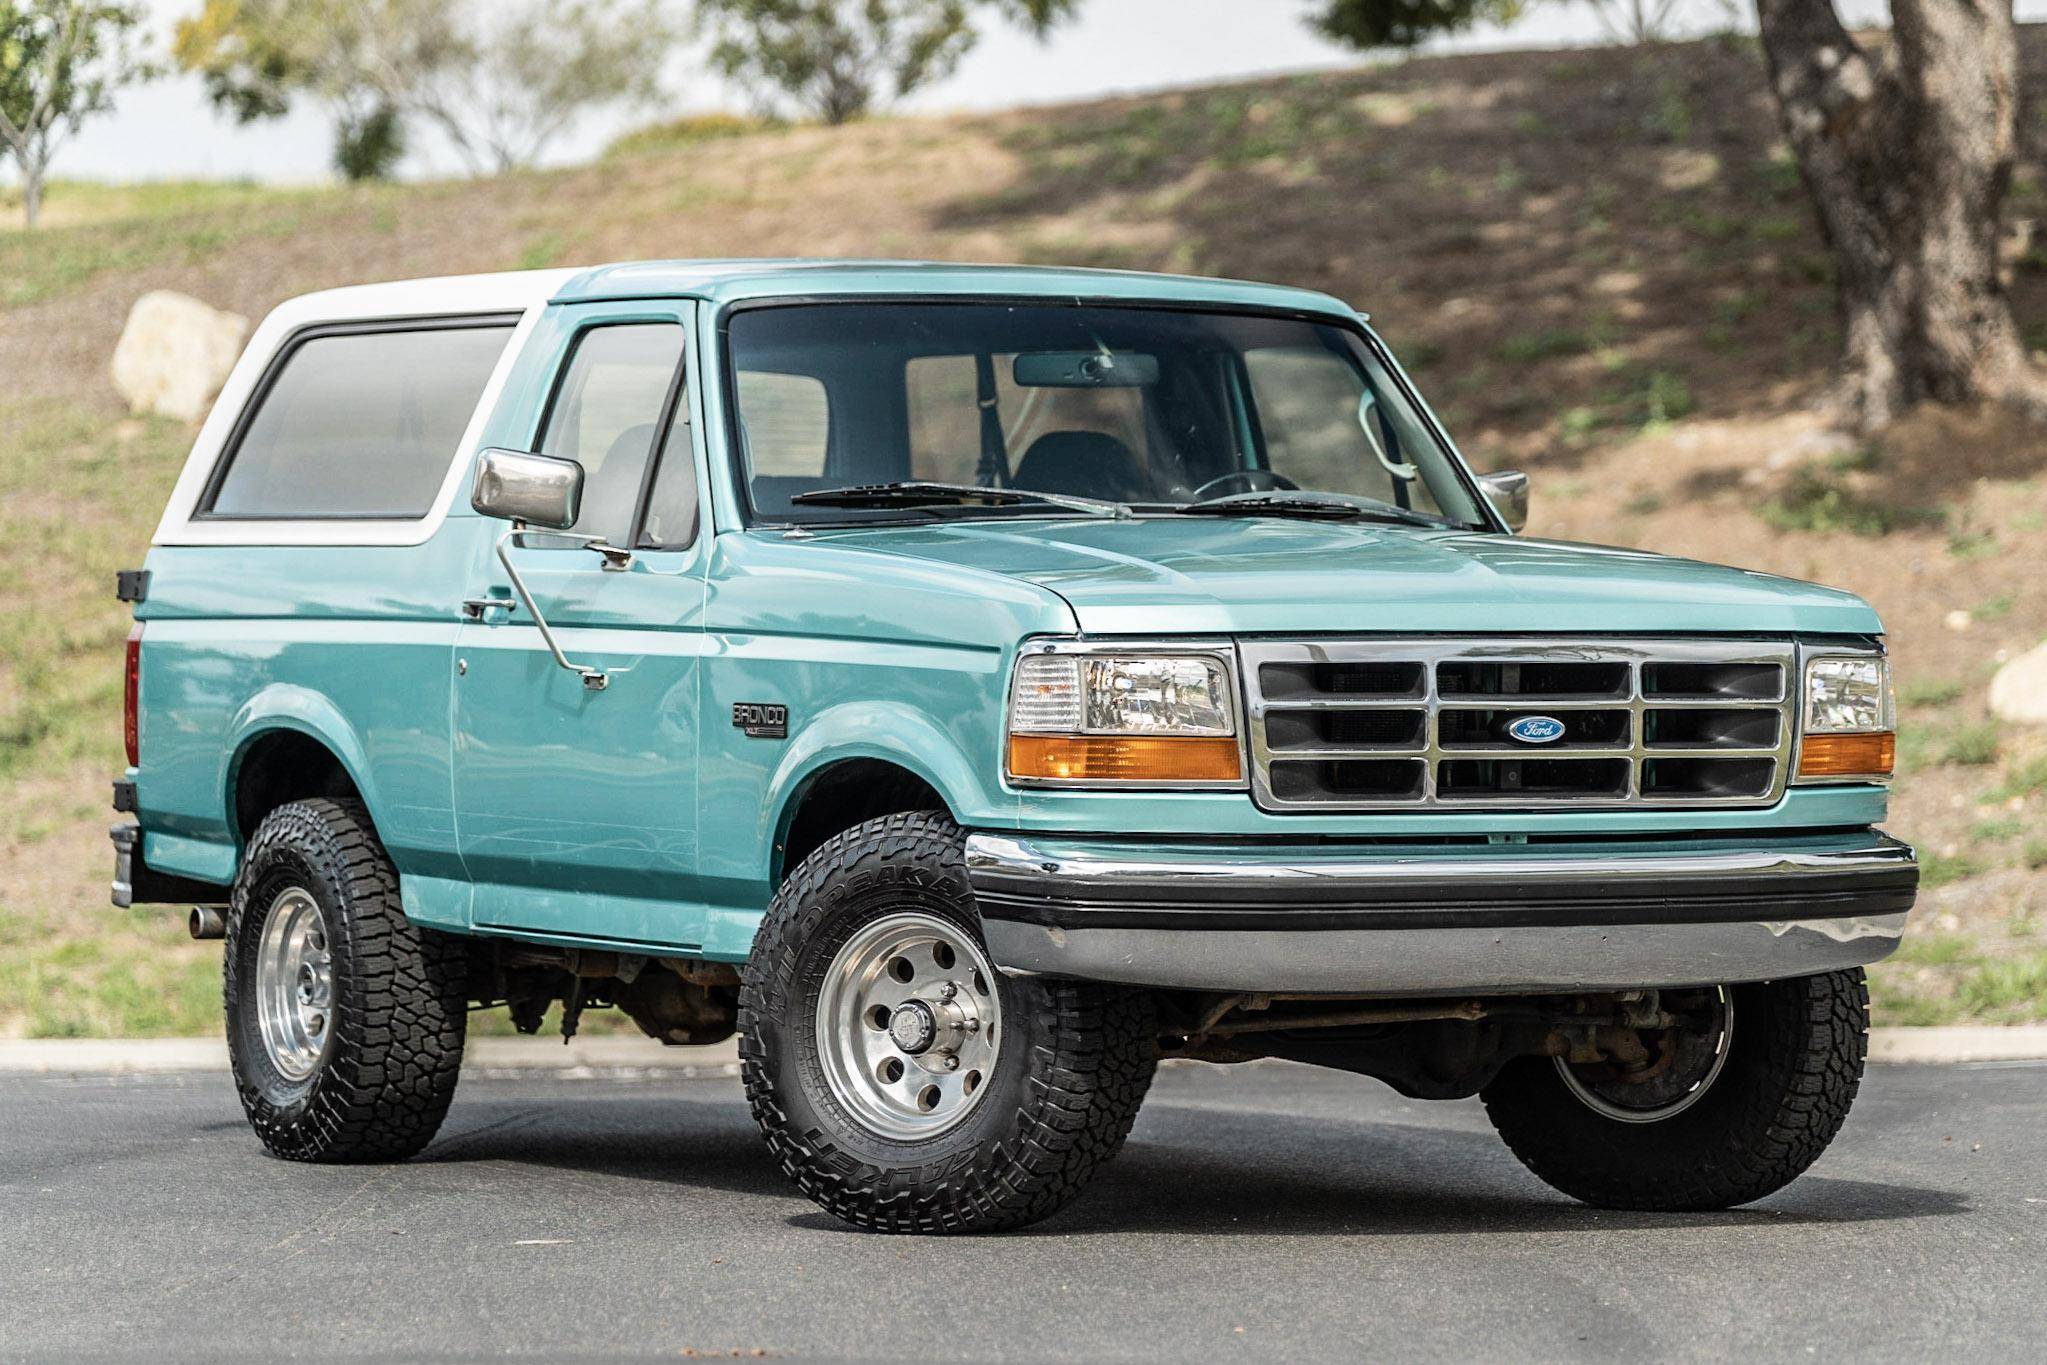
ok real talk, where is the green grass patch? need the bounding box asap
[1954,952,2047,1023]
[2026,838,2047,871]
[1920,851,1986,888]
[1900,676,1966,708]
[1990,754,2047,803]
[1941,722,2002,767]
[603,112,783,158]
[1890,931,1982,968]
[1760,469,1939,536]
[1972,814,2026,842]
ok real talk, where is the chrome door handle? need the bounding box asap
[462,596,518,621]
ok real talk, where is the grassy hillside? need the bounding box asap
[3,33,2045,1036]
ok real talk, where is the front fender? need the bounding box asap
[761,699,994,878]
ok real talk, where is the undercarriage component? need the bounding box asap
[475,943,741,1045]
[1156,988,1722,1101]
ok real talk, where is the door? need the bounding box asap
[452,306,711,950]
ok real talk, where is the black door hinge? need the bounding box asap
[112,779,136,813]
[115,569,150,603]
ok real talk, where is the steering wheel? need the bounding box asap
[1190,469,1299,501]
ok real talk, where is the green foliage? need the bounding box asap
[333,98,404,181]
[698,0,1077,125]
[0,0,152,225]
[174,0,674,176]
[2026,838,2047,871]
[1308,0,1522,50]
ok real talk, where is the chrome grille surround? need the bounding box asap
[1242,638,1797,812]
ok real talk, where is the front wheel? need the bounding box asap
[1480,970,1869,1210]
[739,811,1157,1233]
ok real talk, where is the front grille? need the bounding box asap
[1243,639,1796,811]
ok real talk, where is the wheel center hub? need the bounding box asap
[889,1000,938,1054]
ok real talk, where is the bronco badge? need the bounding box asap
[733,702,789,739]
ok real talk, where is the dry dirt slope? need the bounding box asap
[1,32,2043,1035]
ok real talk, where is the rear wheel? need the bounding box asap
[225,798,467,1162]
[1480,970,1869,1210]
[740,811,1157,1233]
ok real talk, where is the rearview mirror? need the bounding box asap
[471,448,583,530]
[1478,469,1530,533]
[1012,351,1159,387]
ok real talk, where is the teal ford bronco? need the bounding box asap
[112,261,1914,1233]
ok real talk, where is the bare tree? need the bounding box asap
[0,0,150,227]
[1585,0,1686,43]
[409,0,677,174]
[176,0,676,178]
[1757,0,2045,429]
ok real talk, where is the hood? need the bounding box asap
[801,518,1882,637]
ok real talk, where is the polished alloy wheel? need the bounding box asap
[254,886,335,1082]
[814,910,1002,1141]
[1554,987,1733,1124]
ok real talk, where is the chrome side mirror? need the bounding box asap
[1478,469,1530,533]
[471,448,583,530]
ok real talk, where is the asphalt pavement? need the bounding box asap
[3,1058,2042,1362]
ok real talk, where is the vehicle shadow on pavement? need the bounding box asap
[1025,1105,1971,1239]
[415,1091,1968,1239]
[419,1094,794,1200]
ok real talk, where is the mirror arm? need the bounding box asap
[495,525,610,691]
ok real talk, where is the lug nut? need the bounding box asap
[939,983,957,1000]
[943,1055,960,1071]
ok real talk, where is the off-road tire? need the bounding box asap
[740,811,1158,1233]
[225,798,467,1162]
[1480,969,1869,1210]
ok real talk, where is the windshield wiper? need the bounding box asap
[1172,493,1451,528]
[789,481,1132,519]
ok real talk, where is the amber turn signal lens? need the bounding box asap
[1008,734,1243,784]
[1797,731,1896,779]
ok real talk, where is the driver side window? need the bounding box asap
[538,323,688,546]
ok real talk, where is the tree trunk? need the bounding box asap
[20,147,43,229]
[1756,0,2047,429]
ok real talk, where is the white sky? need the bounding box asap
[43,0,1971,184]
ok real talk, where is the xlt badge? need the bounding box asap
[733,702,789,739]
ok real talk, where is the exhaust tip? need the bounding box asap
[188,906,226,941]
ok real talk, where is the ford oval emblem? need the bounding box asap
[1505,714,1566,745]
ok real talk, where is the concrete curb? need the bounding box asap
[3,1028,2045,1075]
[0,1035,743,1075]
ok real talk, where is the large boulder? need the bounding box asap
[109,291,249,423]
[1989,642,2047,726]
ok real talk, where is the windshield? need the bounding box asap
[725,301,1489,528]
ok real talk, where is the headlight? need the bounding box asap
[1007,646,1244,786]
[1797,653,1895,781]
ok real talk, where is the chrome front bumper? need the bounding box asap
[965,831,1918,995]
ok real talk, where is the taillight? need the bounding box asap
[124,624,142,767]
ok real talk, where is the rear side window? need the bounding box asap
[204,318,514,519]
